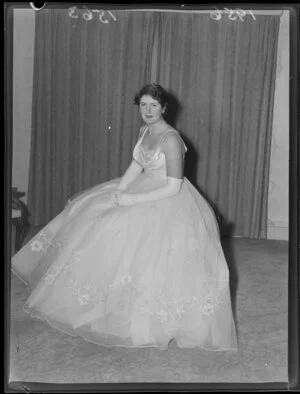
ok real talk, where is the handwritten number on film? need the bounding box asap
[68,6,117,23]
[210,8,256,21]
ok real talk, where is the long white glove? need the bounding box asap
[116,176,183,206]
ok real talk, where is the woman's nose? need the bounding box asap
[145,106,151,114]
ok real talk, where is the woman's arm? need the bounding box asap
[130,176,183,204]
[119,133,185,205]
[117,159,144,191]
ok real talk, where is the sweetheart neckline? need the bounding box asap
[133,127,187,166]
[139,126,176,152]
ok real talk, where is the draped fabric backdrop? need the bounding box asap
[155,13,280,238]
[28,9,280,238]
[28,9,158,225]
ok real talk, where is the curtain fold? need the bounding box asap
[28,9,158,225]
[155,13,280,238]
[28,9,280,238]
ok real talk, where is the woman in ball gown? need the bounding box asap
[11,83,237,350]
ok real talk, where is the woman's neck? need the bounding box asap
[147,120,168,135]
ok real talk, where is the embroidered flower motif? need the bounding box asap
[109,274,132,290]
[72,250,83,263]
[175,304,185,317]
[156,304,186,323]
[46,240,62,256]
[30,230,52,254]
[111,229,123,240]
[156,309,168,322]
[93,214,102,223]
[44,250,84,285]
[122,275,132,285]
[61,250,83,275]
[154,289,228,323]
[44,274,55,284]
[78,294,90,305]
[30,240,43,252]
[65,278,106,306]
[201,297,215,314]
[44,265,60,284]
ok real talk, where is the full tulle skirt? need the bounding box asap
[11,172,237,350]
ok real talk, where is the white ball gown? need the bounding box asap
[11,127,237,350]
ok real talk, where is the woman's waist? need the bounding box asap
[126,170,167,193]
[143,168,166,178]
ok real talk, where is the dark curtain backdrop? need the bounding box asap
[28,9,158,225]
[155,13,280,238]
[28,9,280,239]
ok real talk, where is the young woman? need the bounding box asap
[11,83,237,350]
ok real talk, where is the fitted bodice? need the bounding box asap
[133,127,187,179]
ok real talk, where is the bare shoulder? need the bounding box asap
[160,129,186,154]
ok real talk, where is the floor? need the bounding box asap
[8,235,288,384]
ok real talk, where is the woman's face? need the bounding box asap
[139,95,165,125]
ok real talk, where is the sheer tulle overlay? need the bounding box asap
[11,129,237,350]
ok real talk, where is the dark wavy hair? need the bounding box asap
[134,83,169,109]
